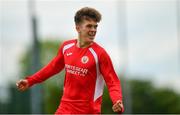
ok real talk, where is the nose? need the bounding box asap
[91,26,97,31]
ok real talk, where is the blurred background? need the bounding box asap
[0,0,180,114]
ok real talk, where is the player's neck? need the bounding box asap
[76,38,93,48]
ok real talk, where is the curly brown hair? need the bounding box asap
[74,7,102,25]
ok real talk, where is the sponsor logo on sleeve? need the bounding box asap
[66,52,72,56]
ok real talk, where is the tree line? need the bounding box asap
[0,40,179,113]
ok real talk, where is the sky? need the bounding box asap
[0,0,180,95]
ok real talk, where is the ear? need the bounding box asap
[76,25,81,33]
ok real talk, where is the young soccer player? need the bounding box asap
[16,7,124,114]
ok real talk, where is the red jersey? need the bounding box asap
[26,39,123,114]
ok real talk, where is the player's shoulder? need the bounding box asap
[62,39,76,46]
[92,42,111,60]
[92,42,107,55]
[59,39,76,52]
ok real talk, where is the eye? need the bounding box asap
[94,25,98,29]
[87,24,92,28]
[86,24,98,29]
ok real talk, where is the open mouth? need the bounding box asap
[88,32,96,37]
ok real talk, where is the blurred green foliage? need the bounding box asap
[1,40,180,114]
[130,79,180,113]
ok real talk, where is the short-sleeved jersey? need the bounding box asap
[26,39,123,114]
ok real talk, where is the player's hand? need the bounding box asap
[16,79,29,91]
[112,100,124,113]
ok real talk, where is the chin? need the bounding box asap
[88,38,94,43]
[84,36,95,43]
[89,36,95,41]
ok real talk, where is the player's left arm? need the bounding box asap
[99,50,124,113]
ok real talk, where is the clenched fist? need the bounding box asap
[16,79,29,91]
[112,100,124,113]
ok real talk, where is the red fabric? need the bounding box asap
[26,39,123,113]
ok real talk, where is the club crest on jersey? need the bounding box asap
[81,56,89,64]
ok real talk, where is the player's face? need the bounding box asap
[76,19,98,43]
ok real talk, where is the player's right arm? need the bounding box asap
[16,42,65,90]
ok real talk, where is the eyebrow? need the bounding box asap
[87,24,98,27]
